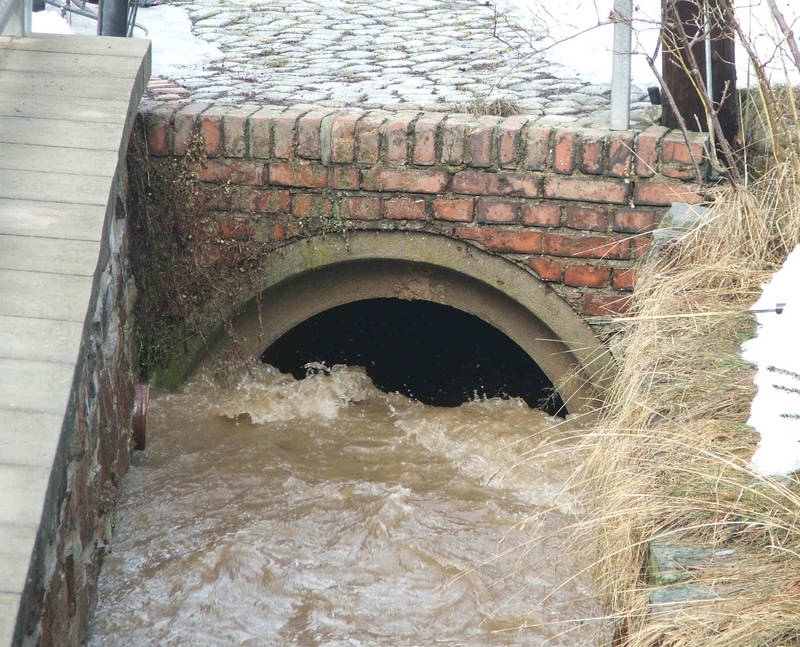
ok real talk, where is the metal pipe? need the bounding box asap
[98,0,126,36]
[0,0,25,35]
[610,0,633,130]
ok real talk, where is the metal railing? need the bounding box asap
[0,0,31,35]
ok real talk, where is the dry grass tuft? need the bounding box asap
[579,145,800,646]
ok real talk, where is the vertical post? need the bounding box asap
[610,0,633,130]
[98,0,128,36]
[661,0,738,144]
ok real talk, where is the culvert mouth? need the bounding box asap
[260,298,566,415]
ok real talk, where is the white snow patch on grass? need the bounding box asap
[743,244,800,476]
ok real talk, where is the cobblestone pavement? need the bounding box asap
[153,0,655,126]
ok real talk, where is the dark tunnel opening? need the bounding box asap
[260,298,566,415]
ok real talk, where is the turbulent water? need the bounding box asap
[87,361,605,647]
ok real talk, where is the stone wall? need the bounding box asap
[141,101,706,321]
[15,176,138,647]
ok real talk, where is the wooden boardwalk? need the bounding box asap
[0,33,149,646]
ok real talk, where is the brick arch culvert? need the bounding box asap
[191,230,616,413]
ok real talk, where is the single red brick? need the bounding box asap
[469,116,501,168]
[662,166,698,180]
[440,115,473,165]
[452,170,488,194]
[613,209,657,233]
[385,197,426,220]
[452,171,538,197]
[608,132,634,177]
[633,182,702,205]
[271,221,287,240]
[580,131,604,175]
[341,196,380,220]
[477,199,516,223]
[248,106,282,158]
[524,126,551,171]
[273,107,307,159]
[234,188,290,213]
[297,109,331,159]
[543,233,629,259]
[520,204,561,227]
[635,126,666,177]
[564,206,607,232]
[143,104,173,156]
[223,109,252,158]
[564,264,609,288]
[356,112,386,166]
[173,102,210,155]
[553,130,576,174]
[631,237,650,259]
[218,217,254,240]
[331,111,363,164]
[382,112,417,165]
[662,138,705,165]
[544,176,629,204]
[200,111,224,157]
[455,228,542,253]
[361,168,449,193]
[583,293,631,316]
[613,268,637,290]
[203,185,230,210]
[413,113,445,166]
[269,161,328,188]
[200,160,264,185]
[292,193,331,218]
[496,115,529,168]
[333,167,360,190]
[529,256,563,281]
[433,199,473,222]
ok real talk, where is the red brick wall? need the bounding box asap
[141,102,706,320]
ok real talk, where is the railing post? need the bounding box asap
[610,0,633,130]
[98,0,128,36]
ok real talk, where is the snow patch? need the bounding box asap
[31,10,73,35]
[743,244,800,476]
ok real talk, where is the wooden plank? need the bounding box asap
[0,269,92,322]
[0,410,63,468]
[0,525,38,594]
[0,48,146,78]
[0,315,82,364]
[0,234,99,276]
[0,33,151,58]
[0,592,21,646]
[0,463,52,525]
[0,70,141,100]
[0,116,125,151]
[0,92,130,123]
[0,142,118,174]
[0,198,105,241]
[0,169,112,205]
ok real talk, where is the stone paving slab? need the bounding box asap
[143,0,654,125]
[0,358,75,414]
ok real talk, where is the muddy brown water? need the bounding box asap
[87,361,605,646]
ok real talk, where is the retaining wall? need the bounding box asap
[141,101,707,321]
